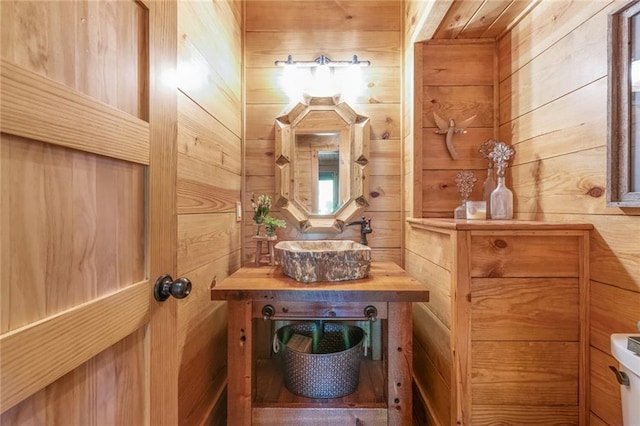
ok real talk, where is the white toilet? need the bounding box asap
[611,333,640,425]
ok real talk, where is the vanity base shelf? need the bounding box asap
[254,358,386,406]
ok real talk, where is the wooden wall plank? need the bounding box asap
[178,93,241,175]
[178,213,242,276]
[413,343,451,426]
[175,1,243,423]
[246,67,400,105]
[499,2,638,421]
[422,128,494,170]
[178,34,241,136]
[1,60,149,164]
[246,1,400,32]
[422,85,494,128]
[245,140,275,176]
[497,1,614,81]
[500,78,606,161]
[368,175,401,212]
[178,0,241,101]
[421,170,485,215]
[590,281,640,354]
[590,347,623,426]
[405,224,452,270]
[0,281,149,413]
[370,139,401,176]
[242,210,401,252]
[246,103,401,141]
[413,302,452,387]
[422,42,494,85]
[405,250,452,329]
[245,31,400,68]
[417,40,496,217]
[512,147,610,216]
[499,2,615,122]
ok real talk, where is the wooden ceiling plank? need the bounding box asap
[482,0,541,39]
[461,0,513,39]
[432,0,486,39]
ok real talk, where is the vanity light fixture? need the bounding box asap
[274,54,371,68]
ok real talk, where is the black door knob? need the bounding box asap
[154,274,192,301]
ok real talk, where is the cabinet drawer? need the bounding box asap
[470,235,580,277]
[470,277,580,341]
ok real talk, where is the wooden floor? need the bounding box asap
[254,359,387,407]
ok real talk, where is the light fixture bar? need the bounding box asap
[274,54,371,68]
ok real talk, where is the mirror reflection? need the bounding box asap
[294,118,350,214]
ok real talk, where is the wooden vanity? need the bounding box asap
[211,261,429,425]
[406,218,592,425]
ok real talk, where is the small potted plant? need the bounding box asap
[263,215,286,239]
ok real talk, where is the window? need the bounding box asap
[608,0,640,206]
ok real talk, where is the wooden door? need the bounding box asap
[1,1,180,424]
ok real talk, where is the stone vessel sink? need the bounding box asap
[275,240,372,283]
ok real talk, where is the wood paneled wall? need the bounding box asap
[176,1,242,424]
[497,1,640,425]
[244,1,403,265]
[416,40,496,217]
[402,1,456,222]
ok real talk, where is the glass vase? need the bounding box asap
[490,176,513,219]
[454,200,467,219]
[482,166,496,219]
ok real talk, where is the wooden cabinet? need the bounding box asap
[211,262,429,425]
[406,218,592,426]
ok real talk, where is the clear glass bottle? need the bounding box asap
[454,200,467,219]
[482,166,496,219]
[490,175,513,219]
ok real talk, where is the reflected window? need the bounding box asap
[318,173,336,214]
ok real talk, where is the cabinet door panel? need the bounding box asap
[471,341,579,405]
[471,277,580,341]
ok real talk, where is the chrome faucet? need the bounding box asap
[347,216,372,246]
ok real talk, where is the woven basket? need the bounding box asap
[275,322,364,399]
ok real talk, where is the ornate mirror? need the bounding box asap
[275,95,370,233]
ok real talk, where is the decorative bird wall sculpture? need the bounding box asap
[433,112,476,160]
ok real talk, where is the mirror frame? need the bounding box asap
[608,0,640,207]
[275,95,370,233]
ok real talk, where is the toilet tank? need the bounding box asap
[611,334,640,426]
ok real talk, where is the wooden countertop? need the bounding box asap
[407,217,593,231]
[210,261,429,303]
